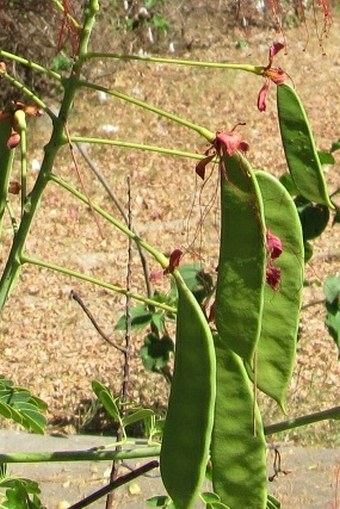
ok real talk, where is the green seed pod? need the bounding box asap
[215,153,266,363]
[254,171,304,409]
[277,84,333,209]
[211,335,267,509]
[160,272,216,509]
[0,118,15,226]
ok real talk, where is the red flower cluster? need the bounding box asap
[266,230,283,290]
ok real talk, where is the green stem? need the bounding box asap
[83,52,264,76]
[0,71,56,119]
[71,136,208,161]
[0,49,62,82]
[49,173,169,268]
[264,406,340,435]
[21,255,176,314]
[78,79,215,142]
[0,1,99,314]
[1,406,338,464]
[0,445,161,464]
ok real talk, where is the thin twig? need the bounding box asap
[105,175,133,509]
[69,290,126,353]
[64,125,104,239]
[75,142,153,299]
[67,460,159,509]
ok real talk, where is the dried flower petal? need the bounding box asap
[196,154,215,180]
[257,80,270,112]
[215,130,249,157]
[163,249,183,275]
[266,230,283,259]
[8,180,21,195]
[7,129,20,149]
[266,262,281,290]
[268,42,285,65]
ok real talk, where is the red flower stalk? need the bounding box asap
[196,123,249,180]
[257,42,286,112]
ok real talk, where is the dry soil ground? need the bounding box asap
[0,8,339,508]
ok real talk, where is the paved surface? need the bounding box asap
[0,430,338,509]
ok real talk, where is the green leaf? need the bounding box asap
[200,492,220,503]
[177,264,213,305]
[304,241,313,262]
[324,276,340,356]
[122,408,154,428]
[91,381,120,421]
[267,494,281,508]
[318,151,335,165]
[279,173,299,196]
[140,333,174,373]
[294,196,330,240]
[324,275,340,304]
[115,304,153,331]
[330,139,340,153]
[0,378,47,434]
[146,495,171,507]
[277,84,334,208]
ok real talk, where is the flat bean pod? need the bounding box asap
[215,152,266,363]
[211,334,267,509]
[277,83,333,208]
[160,271,216,509]
[254,171,304,409]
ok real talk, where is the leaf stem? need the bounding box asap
[264,406,340,435]
[71,136,208,161]
[77,79,215,142]
[21,255,176,314]
[0,445,161,464]
[0,49,62,81]
[82,52,263,76]
[49,173,169,268]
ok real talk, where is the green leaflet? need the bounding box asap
[215,152,266,363]
[277,84,333,208]
[255,171,304,409]
[211,335,267,509]
[160,272,216,509]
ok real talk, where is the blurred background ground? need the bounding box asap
[0,2,339,506]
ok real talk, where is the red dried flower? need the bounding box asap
[258,42,286,112]
[163,249,183,275]
[196,124,249,180]
[266,262,281,291]
[266,230,283,259]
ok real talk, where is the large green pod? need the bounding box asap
[211,335,267,509]
[277,83,333,208]
[255,171,304,409]
[215,153,266,363]
[160,272,216,509]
